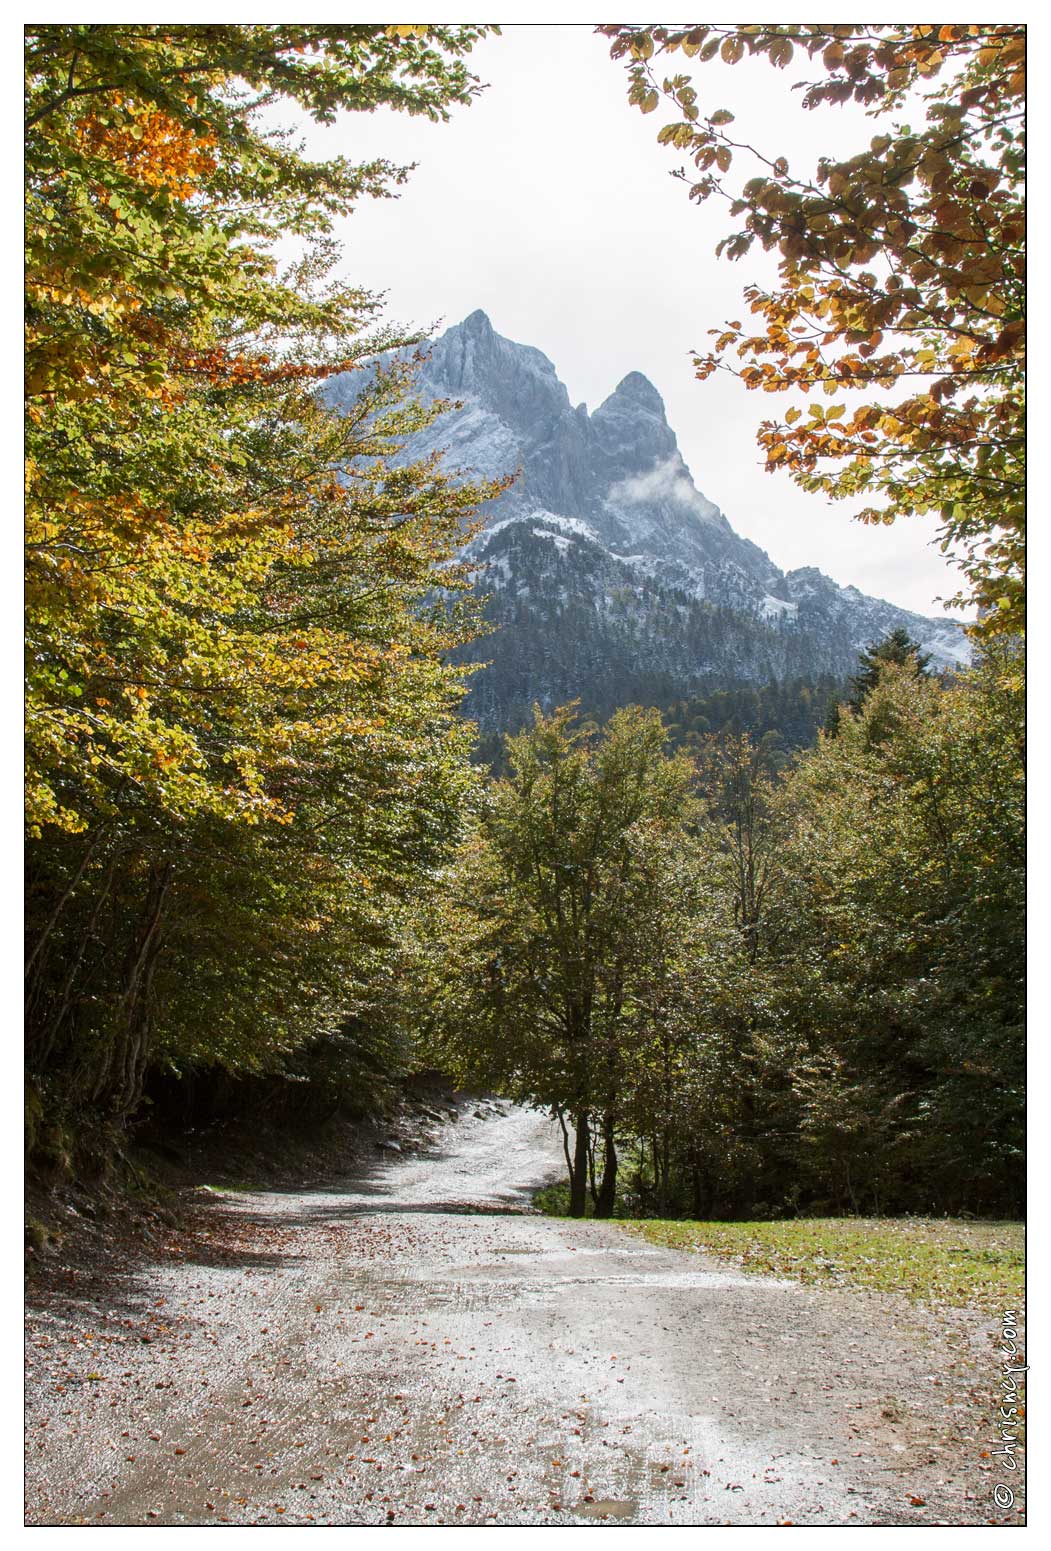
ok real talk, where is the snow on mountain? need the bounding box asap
[323,312,970,728]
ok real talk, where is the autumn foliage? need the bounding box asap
[602,24,1025,638]
[24,26,1024,1226]
[25,25,497,1125]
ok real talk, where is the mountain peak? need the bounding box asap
[597,371,667,421]
[459,308,494,336]
[325,311,970,727]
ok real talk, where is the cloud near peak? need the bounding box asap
[608,456,718,522]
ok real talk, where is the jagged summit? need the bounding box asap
[415,311,567,431]
[322,313,969,730]
[460,306,494,333]
[601,370,666,416]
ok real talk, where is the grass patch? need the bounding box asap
[532,1180,640,1219]
[532,1181,576,1217]
[618,1217,1024,1313]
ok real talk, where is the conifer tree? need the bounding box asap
[847,628,932,715]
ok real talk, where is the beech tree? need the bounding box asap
[602,24,1025,638]
[24,25,499,1126]
[779,647,1024,1212]
[442,705,695,1217]
[621,660,1023,1220]
[26,22,494,836]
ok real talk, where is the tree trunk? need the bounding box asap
[91,862,172,1114]
[569,1112,590,1217]
[595,1112,617,1218]
[31,855,117,1073]
[691,1158,705,1219]
[25,821,112,982]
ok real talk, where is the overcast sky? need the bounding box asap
[295,24,971,619]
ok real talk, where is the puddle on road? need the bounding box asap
[573,1499,637,1520]
[338,1268,793,1314]
[505,1271,794,1292]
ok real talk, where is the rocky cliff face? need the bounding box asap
[324,311,969,729]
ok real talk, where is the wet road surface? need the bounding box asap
[25,1103,1011,1525]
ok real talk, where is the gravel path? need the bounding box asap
[25,1103,1019,1525]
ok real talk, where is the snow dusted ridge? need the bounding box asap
[322,311,970,724]
[608,455,723,527]
[761,595,799,622]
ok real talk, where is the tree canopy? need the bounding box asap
[602,24,1025,639]
[25,24,499,1126]
[25,28,1024,1228]
[435,704,697,1216]
[845,627,931,714]
[26,22,495,837]
[433,645,1023,1221]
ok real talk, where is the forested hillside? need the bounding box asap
[474,675,847,774]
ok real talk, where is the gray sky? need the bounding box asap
[296,24,970,620]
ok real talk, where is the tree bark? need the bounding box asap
[24,817,119,981]
[30,855,117,1072]
[91,862,172,1114]
[569,1111,590,1217]
[595,1111,617,1218]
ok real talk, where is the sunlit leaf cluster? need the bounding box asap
[25,24,498,1122]
[603,24,1025,637]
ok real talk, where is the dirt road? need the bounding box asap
[25,1103,1016,1525]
